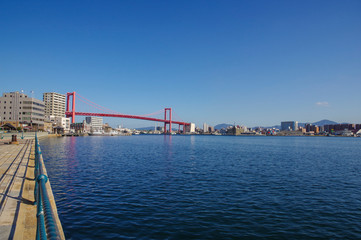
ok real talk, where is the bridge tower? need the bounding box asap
[66,92,76,123]
[164,108,172,134]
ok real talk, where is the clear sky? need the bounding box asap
[1,0,360,128]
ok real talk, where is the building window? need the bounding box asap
[4,106,5,109]
[3,112,5,114]
[10,101,12,104]
[9,117,11,120]
[10,107,12,109]
[4,95,6,97]
[4,101,6,103]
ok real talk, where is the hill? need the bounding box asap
[312,119,338,126]
[214,123,233,130]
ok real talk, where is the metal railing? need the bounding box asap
[34,134,62,240]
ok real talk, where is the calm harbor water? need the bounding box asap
[40,135,361,239]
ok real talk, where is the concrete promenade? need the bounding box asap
[0,132,49,140]
[0,134,65,240]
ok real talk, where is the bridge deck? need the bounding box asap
[0,137,65,240]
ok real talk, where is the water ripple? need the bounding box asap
[41,136,361,239]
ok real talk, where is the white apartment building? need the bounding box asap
[85,117,103,132]
[0,91,45,127]
[46,116,71,132]
[43,92,66,117]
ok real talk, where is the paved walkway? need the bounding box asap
[0,138,65,240]
[0,132,49,140]
[0,140,36,239]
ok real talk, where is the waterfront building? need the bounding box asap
[156,126,164,132]
[46,116,70,132]
[71,120,91,133]
[85,116,103,132]
[227,125,245,135]
[43,92,66,118]
[203,123,209,133]
[335,129,354,136]
[195,126,202,133]
[281,121,298,131]
[103,123,113,133]
[43,120,53,133]
[324,124,361,134]
[0,91,45,130]
[305,124,319,134]
[186,123,196,133]
[184,123,196,133]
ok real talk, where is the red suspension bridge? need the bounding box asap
[65,92,191,133]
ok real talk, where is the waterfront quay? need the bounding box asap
[0,133,64,240]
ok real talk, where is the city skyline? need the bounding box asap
[1,1,360,128]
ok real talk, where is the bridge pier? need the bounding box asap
[164,108,172,134]
[66,92,76,124]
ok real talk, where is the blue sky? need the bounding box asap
[1,0,360,128]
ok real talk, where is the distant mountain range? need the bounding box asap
[215,120,341,130]
[298,119,338,128]
[137,120,343,131]
[214,123,233,130]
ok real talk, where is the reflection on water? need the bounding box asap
[40,136,361,240]
[163,135,173,162]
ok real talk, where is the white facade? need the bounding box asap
[0,91,45,125]
[203,123,209,133]
[85,117,103,132]
[43,92,66,117]
[185,123,196,133]
[46,116,71,132]
[59,117,70,131]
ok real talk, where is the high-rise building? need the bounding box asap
[281,121,298,131]
[0,91,45,128]
[43,92,66,118]
[203,123,209,133]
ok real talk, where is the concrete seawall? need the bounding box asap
[0,134,65,240]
